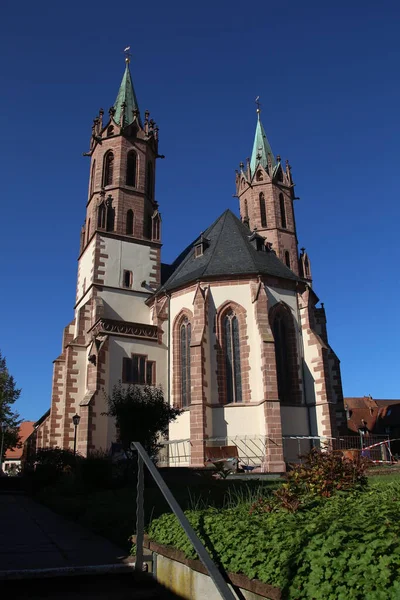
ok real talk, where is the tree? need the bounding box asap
[103,383,183,459]
[0,351,22,460]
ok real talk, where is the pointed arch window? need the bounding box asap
[180,318,191,407]
[90,160,96,197]
[256,170,263,182]
[223,311,242,403]
[126,210,134,235]
[86,218,91,244]
[304,256,310,278]
[103,152,114,187]
[284,251,290,268]
[279,193,287,229]
[259,192,267,227]
[273,313,291,403]
[152,213,161,241]
[98,203,106,229]
[126,150,137,187]
[146,161,153,199]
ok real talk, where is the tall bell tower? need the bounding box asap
[236,105,306,278]
[76,52,162,312]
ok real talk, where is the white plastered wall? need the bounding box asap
[102,237,153,291]
[99,288,150,323]
[76,237,96,305]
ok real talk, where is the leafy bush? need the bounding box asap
[287,448,369,498]
[27,447,81,488]
[251,449,369,514]
[146,481,400,599]
[103,383,182,458]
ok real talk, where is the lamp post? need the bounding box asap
[72,414,81,457]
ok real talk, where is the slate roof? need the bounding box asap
[160,209,298,292]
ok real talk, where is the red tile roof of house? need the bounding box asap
[344,397,400,433]
[5,421,35,460]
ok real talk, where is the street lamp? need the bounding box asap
[72,414,81,456]
[0,423,7,473]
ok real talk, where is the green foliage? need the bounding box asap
[103,383,183,458]
[0,350,22,458]
[287,448,369,498]
[29,447,81,487]
[147,481,400,599]
[251,450,369,515]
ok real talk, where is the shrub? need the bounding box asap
[103,383,183,458]
[251,449,369,514]
[28,447,81,488]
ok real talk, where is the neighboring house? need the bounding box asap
[34,55,345,471]
[344,397,400,436]
[3,421,35,474]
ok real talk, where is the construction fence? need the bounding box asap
[158,434,397,468]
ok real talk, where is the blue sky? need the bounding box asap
[1,0,399,420]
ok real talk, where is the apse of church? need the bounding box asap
[36,56,344,471]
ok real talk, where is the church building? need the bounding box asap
[35,56,345,471]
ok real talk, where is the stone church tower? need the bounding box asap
[36,58,344,470]
[36,56,167,454]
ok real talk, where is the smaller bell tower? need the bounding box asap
[235,103,300,276]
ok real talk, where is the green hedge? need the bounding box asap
[147,482,400,599]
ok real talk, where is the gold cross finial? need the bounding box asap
[124,46,131,64]
[255,95,261,117]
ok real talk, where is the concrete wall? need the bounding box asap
[155,553,274,600]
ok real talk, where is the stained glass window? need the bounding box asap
[180,318,191,407]
[223,312,242,403]
[273,314,291,403]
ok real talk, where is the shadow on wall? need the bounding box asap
[303,359,317,435]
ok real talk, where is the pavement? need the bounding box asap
[0,494,185,598]
[0,494,130,573]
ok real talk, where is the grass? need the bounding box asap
[35,464,400,550]
[36,475,280,550]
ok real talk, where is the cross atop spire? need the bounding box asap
[113,51,142,127]
[250,111,275,176]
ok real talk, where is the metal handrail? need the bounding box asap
[131,441,237,600]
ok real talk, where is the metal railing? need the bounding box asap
[131,441,237,600]
[157,435,397,468]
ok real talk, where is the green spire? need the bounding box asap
[250,112,276,176]
[113,59,141,127]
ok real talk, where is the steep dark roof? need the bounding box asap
[160,209,298,292]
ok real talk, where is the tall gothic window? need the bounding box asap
[180,318,191,407]
[126,150,137,187]
[98,203,106,229]
[279,193,287,229]
[259,192,267,227]
[146,161,153,199]
[103,152,114,187]
[86,218,91,244]
[126,209,134,235]
[90,160,96,197]
[304,256,310,278]
[224,311,242,403]
[152,214,160,241]
[273,312,291,404]
[284,251,290,268]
